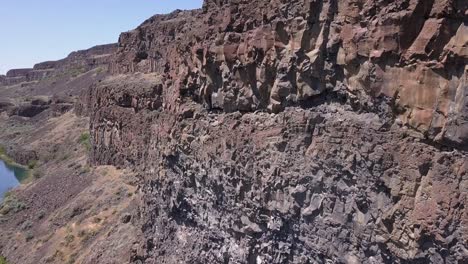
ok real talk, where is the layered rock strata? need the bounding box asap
[110,0,467,149]
[84,0,467,263]
[0,44,117,87]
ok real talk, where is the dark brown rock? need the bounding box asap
[10,104,49,118]
[110,0,467,150]
[0,0,466,263]
[82,1,467,263]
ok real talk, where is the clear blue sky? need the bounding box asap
[0,0,203,74]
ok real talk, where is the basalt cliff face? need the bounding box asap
[1,0,465,263]
[109,0,467,149]
[0,44,117,87]
[83,0,468,263]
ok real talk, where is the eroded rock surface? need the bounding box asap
[1,0,466,263]
[110,0,467,149]
[0,44,117,87]
[82,0,468,263]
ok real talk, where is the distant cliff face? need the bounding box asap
[84,0,468,263]
[0,44,117,87]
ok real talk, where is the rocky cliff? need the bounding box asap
[84,0,468,263]
[82,0,468,263]
[0,0,465,263]
[110,0,467,149]
[0,44,117,87]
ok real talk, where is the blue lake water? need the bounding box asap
[0,160,27,201]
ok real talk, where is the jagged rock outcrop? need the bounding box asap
[7,96,74,118]
[111,0,467,150]
[83,0,467,263]
[0,44,117,87]
[88,75,468,264]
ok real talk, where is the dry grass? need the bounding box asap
[29,166,137,264]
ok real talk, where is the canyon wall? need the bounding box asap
[84,0,467,263]
[0,44,117,87]
[110,0,467,149]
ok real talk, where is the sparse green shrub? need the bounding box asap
[95,67,104,74]
[27,160,38,169]
[33,169,44,179]
[0,194,27,215]
[25,231,34,242]
[69,66,86,78]
[3,191,12,199]
[78,132,91,151]
[77,230,86,238]
[80,165,91,175]
[45,250,65,263]
[64,233,75,246]
[78,132,90,143]
[0,145,14,164]
[0,145,6,156]
[37,210,46,220]
[21,220,33,230]
[80,229,98,244]
[67,253,78,264]
[0,255,8,264]
[115,186,128,197]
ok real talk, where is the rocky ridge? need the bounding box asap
[0,44,117,87]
